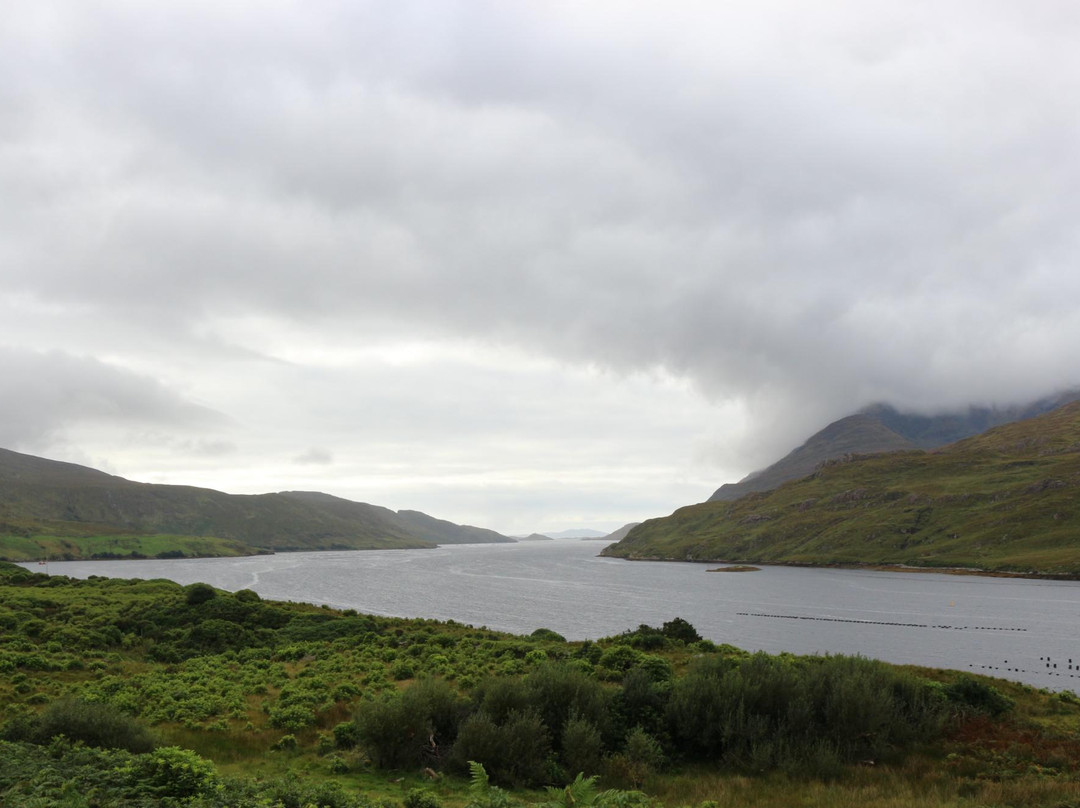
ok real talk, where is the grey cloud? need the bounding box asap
[294,447,334,465]
[0,348,224,450]
[3,1,1080,477]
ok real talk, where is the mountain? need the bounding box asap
[393,509,515,545]
[542,528,608,539]
[708,391,1080,502]
[594,522,641,542]
[603,401,1080,576]
[0,448,512,560]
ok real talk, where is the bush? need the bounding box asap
[356,678,466,770]
[16,699,156,753]
[269,703,316,731]
[598,646,641,676]
[944,676,1013,717]
[129,746,219,798]
[524,663,610,751]
[333,720,361,749]
[530,628,567,643]
[666,653,946,770]
[561,715,604,777]
[452,709,552,787]
[272,734,298,752]
[184,582,218,605]
[403,788,442,808]
[661,617,701,644]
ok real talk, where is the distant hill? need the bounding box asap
[603,401,1080,576]
[542,528,608,539]
[594,523,641,542]
[0,448,512,561]
[708,391,1080,502]
[394,509,514,545]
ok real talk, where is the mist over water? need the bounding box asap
[34,540,1080,690]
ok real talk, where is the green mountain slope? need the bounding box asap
[604,401,1080,575]
[708,391,1080,502]
[0,448,512,560]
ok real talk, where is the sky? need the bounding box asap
[2,2,1079,535]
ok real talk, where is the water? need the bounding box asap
[28,540,1080,690]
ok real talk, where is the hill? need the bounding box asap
[604,401,1080,576]
[594,522,641,542]
[0,448,512,561]
[708,391,1080,502]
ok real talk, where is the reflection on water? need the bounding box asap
[30,540,1080,690]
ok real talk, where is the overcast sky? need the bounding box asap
[2,2,1079,535]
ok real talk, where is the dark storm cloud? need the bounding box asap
[3,1,1080,475]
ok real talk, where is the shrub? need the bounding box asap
[666,653,945,770]
[944,676,1013,717]
[333,720,361,749]
[268,703,316,731]
[184,583,217,605]
[530,628,567,644]
[525,663,609,748]
[561,715,604,777]
[21,699,156,753]
[598,646,641,675]
[661,617,701,644]
[452,709,552,787]
[272,734,298,752]
[356,678,466,770]
[403,788,442,808]
[129,746,219,798]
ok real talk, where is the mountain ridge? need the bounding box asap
[0,447,513,560]
[708,390,1080,502]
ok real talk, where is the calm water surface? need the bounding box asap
[31,540,1080,690]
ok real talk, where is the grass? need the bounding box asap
[0,532,259,562]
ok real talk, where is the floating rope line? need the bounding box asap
[736,612,1027,631]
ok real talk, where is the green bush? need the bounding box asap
[403,787,443,808]
[451,709,551,787]
[269,703,316,730]
[14,699,156,753]
[666,653,945,770]
[333,720,361,749]
[598,646,641,675]
[661,617,701,644]
[561,714,604,777]
[128,746,219,798]
[356,678,466,769]
[944,676,1013,717]
[184,582,218,605]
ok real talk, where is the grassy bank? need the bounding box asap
[0,532,261,562]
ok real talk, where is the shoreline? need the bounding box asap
[600,552,1080,581]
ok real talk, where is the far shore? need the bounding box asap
[601,553,1080,581]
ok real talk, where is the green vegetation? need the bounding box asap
[605,401,1080,575]
[0,532,261,562]
[3,561,1080,806]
